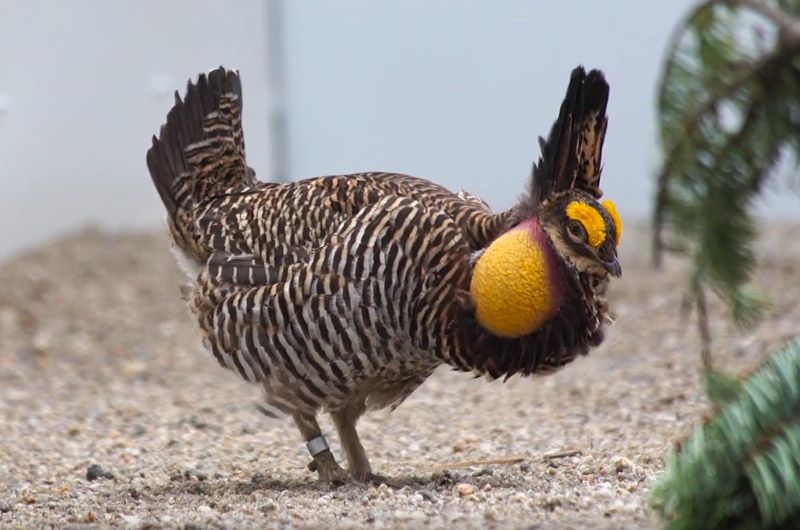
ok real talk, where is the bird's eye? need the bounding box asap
[568,221,584,239]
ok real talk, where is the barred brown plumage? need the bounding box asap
[146,65,623,484]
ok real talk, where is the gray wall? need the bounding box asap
[0,0,272,259]
[1,0,795,261]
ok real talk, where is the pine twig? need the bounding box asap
[653,47,785,266]
[652,0,800,268]
[732,0,800,45]
[696,287,713,369]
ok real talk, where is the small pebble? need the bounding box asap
[185,415,208,430]
[86,464,115,481]
[0,502,12,513]
[120,514,140,525]
[509,492,528,504]
[430,471,452,484]
[606,499,625,514]
[596,484,614,500]
[612,455,634,472]
[419,490,436,503]
[454,483,475,497]
[184,469,207,481]
[624,502,639,513]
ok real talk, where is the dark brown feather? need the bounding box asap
[525,66,610,215]
[570,69,609,197]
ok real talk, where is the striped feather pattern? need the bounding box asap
[189,195,471,416]
[145,66,617,473]
[188,172,516,265]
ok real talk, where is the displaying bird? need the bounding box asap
[146,65,622,485]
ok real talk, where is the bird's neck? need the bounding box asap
[442,218,573,377]
[468,217,564,339]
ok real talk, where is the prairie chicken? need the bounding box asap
[146,65,622,484]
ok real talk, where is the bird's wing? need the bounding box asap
[188,195,472,416]
[529,66,610,205]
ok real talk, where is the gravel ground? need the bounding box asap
[0,221,797,530]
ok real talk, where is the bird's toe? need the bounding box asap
[311,450,351,486]
[357,472,403,489]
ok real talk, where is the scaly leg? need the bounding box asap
[331,400,371,478]
[292,411,349,485]
[331,400,400,487]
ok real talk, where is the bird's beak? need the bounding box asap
[603,256,622,278]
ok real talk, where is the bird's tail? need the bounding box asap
[146,66,254,220]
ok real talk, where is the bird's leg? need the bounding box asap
[292,411,349,485]
[331,401,400,487]
[330,400,370,478]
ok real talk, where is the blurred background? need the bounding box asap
[1,3,799,528]
[1,0,798,261]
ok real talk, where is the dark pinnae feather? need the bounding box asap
[570,69,610,197]
[528,66,585,208]
[524,65,610,213]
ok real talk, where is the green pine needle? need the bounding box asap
[651,338,800,530]
[704,368,746,408]
[653,0,800,345]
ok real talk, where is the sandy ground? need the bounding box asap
[0,221,797,530]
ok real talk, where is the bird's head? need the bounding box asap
[538,191,622,278]
[468,65,621,341]
[468,192,622,340]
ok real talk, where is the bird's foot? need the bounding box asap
[307,450,350,486]
[355,471,403,489]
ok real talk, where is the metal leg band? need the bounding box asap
[306,435,329,457]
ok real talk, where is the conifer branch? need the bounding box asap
[652,0,800,347]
